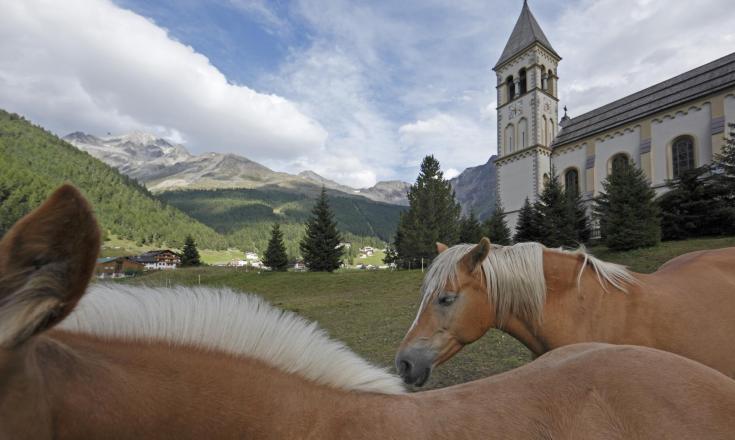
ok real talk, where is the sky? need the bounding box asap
[1,0,734,188]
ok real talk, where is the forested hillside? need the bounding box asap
[159,188,404,257]
[0,110,227,249]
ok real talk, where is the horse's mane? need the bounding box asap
[58,284,405,394]
[418,242,637,329]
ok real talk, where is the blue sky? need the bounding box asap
[1,0,734,187]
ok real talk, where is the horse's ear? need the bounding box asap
[436,242,448,254]
[461,237,492,272]
[0,184,100,349]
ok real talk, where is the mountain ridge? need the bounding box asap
[64,131,410,205]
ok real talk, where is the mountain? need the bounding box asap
[64,131,298,192]
[0,111,227,249]
[450,156,497,220]
[64,132,410,205]
[298,171,410,206]
[63,130,406,254]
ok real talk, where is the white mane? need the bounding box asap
[58,284,405,395]
[417,242,637,329]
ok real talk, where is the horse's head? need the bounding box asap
[0,184,100,438]
[395,238,494,386]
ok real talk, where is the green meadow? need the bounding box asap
[121,236,735,389]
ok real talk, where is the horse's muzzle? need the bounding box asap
[395,346,435,387]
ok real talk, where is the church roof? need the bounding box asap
[494,1,560,70]
[552,52,735,148]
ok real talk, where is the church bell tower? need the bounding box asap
[494,0,561,229]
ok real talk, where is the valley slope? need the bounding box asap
[0,110,226,249]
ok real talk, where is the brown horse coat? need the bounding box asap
[397,239,735,385]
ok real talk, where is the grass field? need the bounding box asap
[120,236,735,390]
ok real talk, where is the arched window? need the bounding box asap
[519,68,527,95]
[506,76,515,102]
[518,118,528,149]
[541,115,547,146]
[611,153,629,174]
[547,69,554,93]
[540,65,547,90]
[564,169,579,198]
[672,136,695,178]
[505,124,515,154]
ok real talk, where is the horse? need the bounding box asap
[2,185,735,439]
[396,238,735,386]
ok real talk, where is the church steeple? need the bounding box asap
[494,0,560,70]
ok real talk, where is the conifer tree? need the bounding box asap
[180,235,201,267]
[658,166,734,239]
[568,193,592,244]
[264,223,289,271]
[594,165,660,250]
[383,245,398,265]
[458,210,483,243]
[513,197,542,243]
[394,155,461,267]
[299,187,344,272]
[713,123,735,200]
[535,168,577,247]
[483,202,512,245]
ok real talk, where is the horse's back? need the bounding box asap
[656,246,735,274]
[548,344,735,437]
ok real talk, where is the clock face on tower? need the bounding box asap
[509,101,522,120]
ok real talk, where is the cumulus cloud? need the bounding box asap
[554,0,735,117]
[2,0,734,188]
[0,0,326,161]
[398,113,493,173]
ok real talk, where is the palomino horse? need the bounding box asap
[396,238,735,386]
[2,186,735,439]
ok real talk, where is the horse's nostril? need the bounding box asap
[398,359,412,376]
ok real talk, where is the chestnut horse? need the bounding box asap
[396,238,735,386]
[2,186,735,439]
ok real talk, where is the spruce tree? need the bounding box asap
[658,166,733,239]
[713,123,735,200]
[299,187,344,272]
[264,223,289,271]
[181,235,201,267]
[483,202,512,245]
[513,197,543,243]
[594,165,660,251]
[458,210,483,243]
[535,168,577,247]
[569,192,592,244]
[394,155,461,267]
[383,245,398,265]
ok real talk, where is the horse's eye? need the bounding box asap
[438,294,456,307]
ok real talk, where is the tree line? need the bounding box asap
[385,125,735,267]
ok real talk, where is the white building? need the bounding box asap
[494,1,735,229]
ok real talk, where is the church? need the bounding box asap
[494,1,735,230]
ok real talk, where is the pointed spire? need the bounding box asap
[494,1,560,70]
[560,105,571,127]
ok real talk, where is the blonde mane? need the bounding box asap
[418,242,637,328]
[58,284,405,395]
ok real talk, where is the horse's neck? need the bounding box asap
[37,332,532,438]
[503,251,646,355]
[34,331,408,439]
